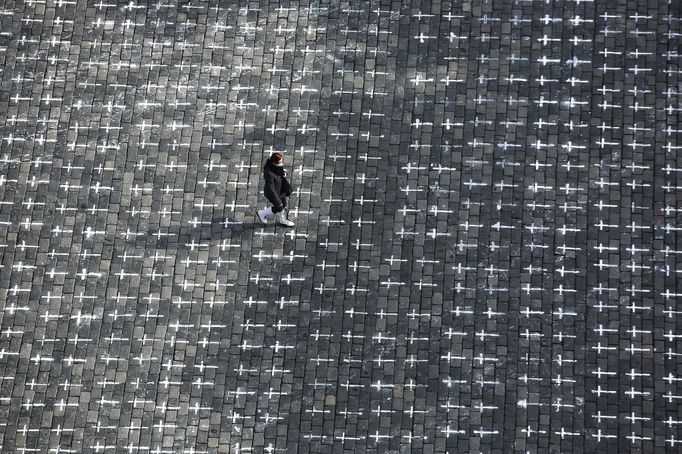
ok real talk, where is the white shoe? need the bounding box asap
[277,211,295,227]
[257,207,273,224]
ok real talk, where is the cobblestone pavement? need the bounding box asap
[0,0,680,452]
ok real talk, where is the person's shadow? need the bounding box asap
[140,216,260,251]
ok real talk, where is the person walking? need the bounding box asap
[257,152,295,227]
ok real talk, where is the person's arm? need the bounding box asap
[264,170,283,207]
[281,176,292,196]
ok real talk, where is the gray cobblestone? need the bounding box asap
[0,0,680,453]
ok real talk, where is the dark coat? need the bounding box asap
[263,159,291,207]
